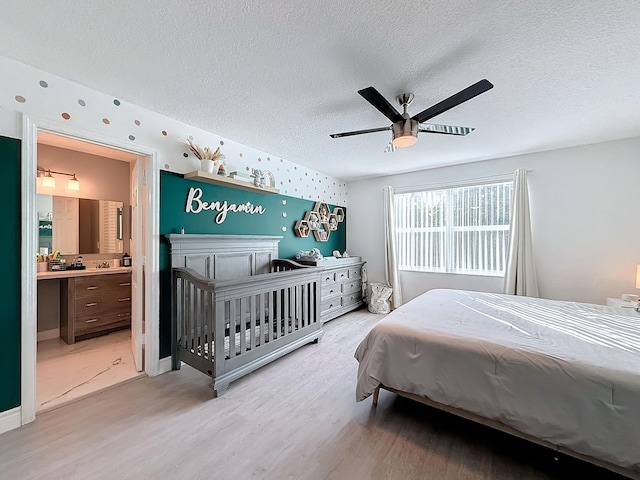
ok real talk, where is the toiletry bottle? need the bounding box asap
[122,253,132,267]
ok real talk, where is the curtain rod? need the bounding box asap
[393,169,534,194]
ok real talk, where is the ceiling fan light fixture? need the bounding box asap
[392,119,419,148]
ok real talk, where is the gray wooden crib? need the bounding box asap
[166,234,323,396]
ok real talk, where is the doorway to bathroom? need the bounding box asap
[35,133,144,411]
[21,116,160,423]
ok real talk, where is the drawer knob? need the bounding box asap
[118,297,131,302]
[85,302,98,307]
[86,286,98,290]
[85,318,99,323]
[119,282,131,286]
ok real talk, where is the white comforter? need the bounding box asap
[354,289,640,472]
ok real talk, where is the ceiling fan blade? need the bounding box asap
[411,79,493,124]
[330,126,391,138]
[358,87,403,123]
[419,123,475,136]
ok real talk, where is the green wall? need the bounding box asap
[159,170,346,357]
[0,137,21,412]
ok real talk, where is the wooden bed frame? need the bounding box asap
[166,234,323,396]
[372,385,640,480]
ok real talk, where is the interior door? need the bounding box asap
[130,158,144,371]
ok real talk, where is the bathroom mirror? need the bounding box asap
[37,194,124,255]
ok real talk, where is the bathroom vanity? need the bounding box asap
[37,267,132,344]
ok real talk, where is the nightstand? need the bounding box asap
[606,298,640,314]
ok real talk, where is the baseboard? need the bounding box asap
[0,407,21,435]
[37,328,60,342]
[157,356,173,374]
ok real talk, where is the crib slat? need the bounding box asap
[240,297,247,354]
[207,289,214,364]
[283,287,290,336]
[302,283,308,329]
[250,294,257,350]
[276,289,282,339]
[200,288,206,358]
[268,290,274,342]
[258,293,265,347]
[188,283,194,353]
[229,299,236,358]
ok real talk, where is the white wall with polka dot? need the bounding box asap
[0,55,348,205]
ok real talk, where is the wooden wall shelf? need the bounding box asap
[183,170,279,194]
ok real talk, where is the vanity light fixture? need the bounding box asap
[42,170,56,189]
[37,167,80,191]
[68,174,80,191]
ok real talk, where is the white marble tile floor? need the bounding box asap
[37,329,144,413]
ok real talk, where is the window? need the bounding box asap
[394,181,513,276]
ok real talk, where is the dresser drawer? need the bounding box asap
[75,291,131,318]
[322,283,341,298]
[75,311,131,335]
[334,269,349,282]
[348,266,361,279]
[321,297,342,313]
[321,271,336,284]
[342,291,362,307]
[341,280,360,294]
[74,274,132,298]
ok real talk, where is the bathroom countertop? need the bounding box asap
[37,266,132,280]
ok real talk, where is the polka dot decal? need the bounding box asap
[3,63,350,207]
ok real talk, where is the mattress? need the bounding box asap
[354,289,640,472]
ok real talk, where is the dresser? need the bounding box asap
[60,272,132,344]
[298,257,365,323]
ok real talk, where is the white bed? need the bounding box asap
[355,289,640,478]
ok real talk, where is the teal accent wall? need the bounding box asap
[159,170,346,357]
[0,136,21,412]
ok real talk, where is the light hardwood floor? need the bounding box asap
[1,310,626,479]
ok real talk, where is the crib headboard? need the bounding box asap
[165,234,282,280]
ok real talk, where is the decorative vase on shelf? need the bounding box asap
[217,161,227,176]
[200,159,216,174]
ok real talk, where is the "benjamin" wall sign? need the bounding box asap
[185,187,266,224]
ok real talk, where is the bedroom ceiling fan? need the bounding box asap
[330,79,493,151]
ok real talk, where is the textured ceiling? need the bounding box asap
[2,1,640,181]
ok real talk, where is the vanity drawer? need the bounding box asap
[74,273,132,298]
[75,292,131,317]
[61,271,132,344]
[75,311,131,335]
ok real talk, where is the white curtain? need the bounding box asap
[504,168,539,297]
[383,185,403,309]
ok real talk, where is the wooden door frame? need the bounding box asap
[21,114,161,425]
